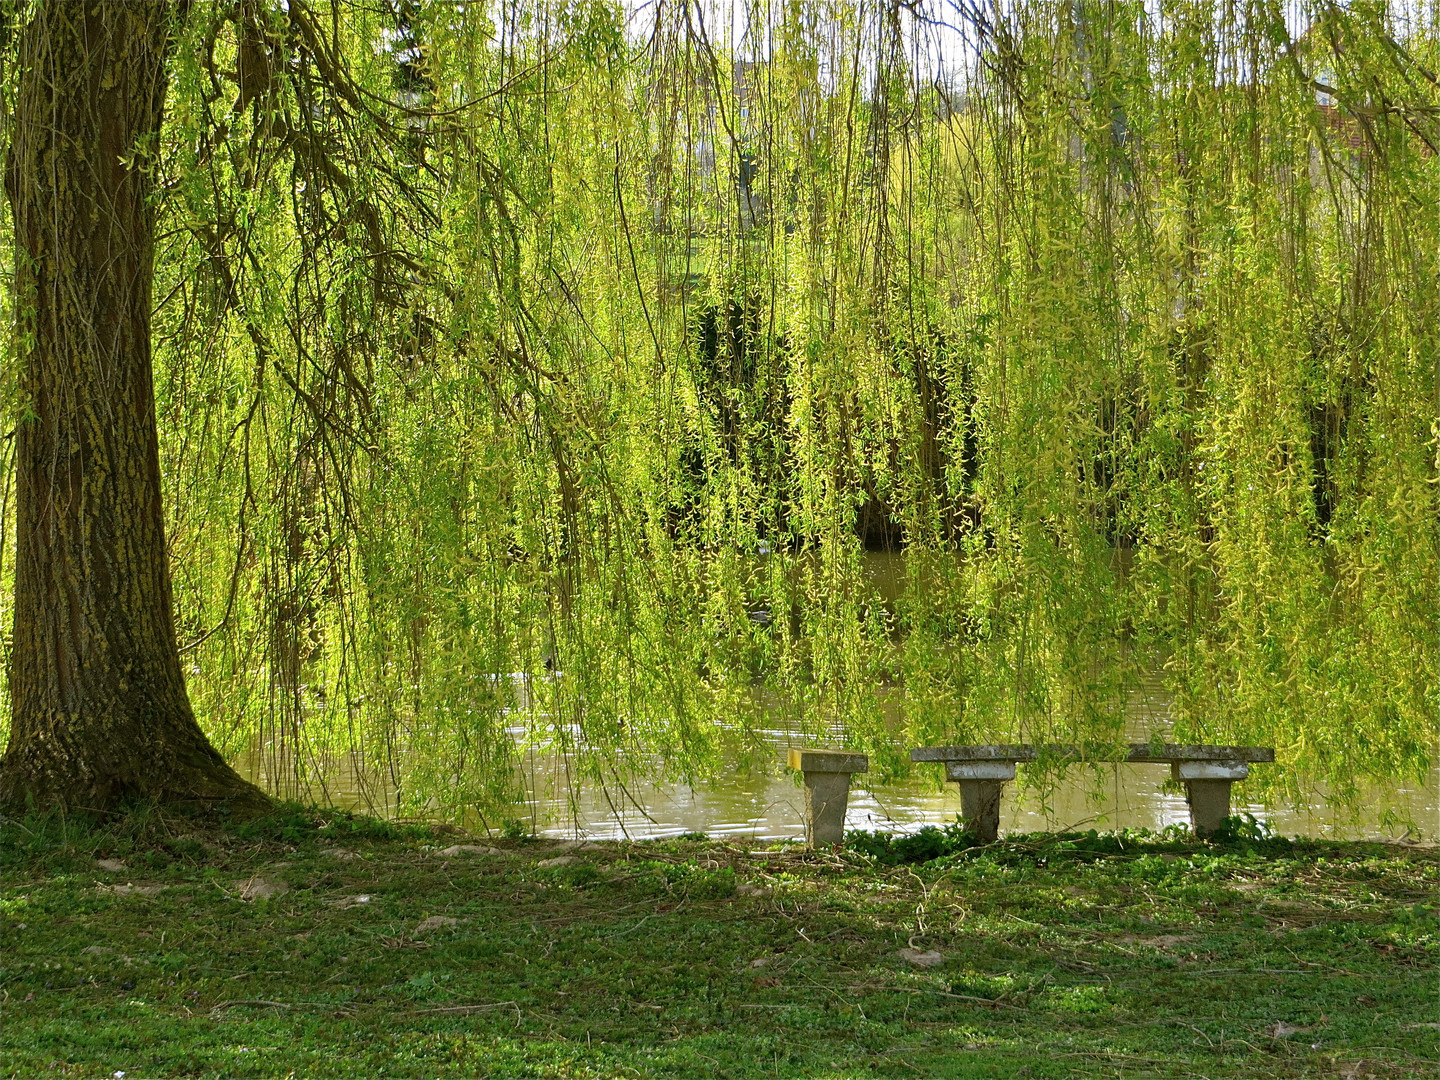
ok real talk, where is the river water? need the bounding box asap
[238,552,1437,841]
[238,690,1438,843]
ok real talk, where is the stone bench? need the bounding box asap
[910,744,1276,842]
[787,748,868,846]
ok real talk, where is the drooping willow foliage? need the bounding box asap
[1,1,1435,820]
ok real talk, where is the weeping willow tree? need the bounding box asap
[1,1,1435,821]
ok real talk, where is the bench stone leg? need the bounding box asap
[802,770,851,846]
[1173,762,1247,838]
[1182,780,1232,838]
[946,762,1017,844]
[957,780,1005,844]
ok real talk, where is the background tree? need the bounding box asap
[0,0,268,812]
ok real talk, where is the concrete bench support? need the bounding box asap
[787,749,868,846]
[946,762,1016,844]
[911,744,1273,842]
[1173,761,1249,837]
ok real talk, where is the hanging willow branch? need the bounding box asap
[1,0,1434,821]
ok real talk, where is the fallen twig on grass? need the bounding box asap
[844,984,1028,1010]
[600,913,656,938]
[411,1001,518,1015]
[210,1000,291,1011]
[410,1001,523,1027]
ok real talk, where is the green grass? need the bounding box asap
[2,806,1435,1078]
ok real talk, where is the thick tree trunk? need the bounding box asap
[1,1,268,814]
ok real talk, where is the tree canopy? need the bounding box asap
[1,1,1435,821]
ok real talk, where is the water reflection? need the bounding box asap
[237,552,1436,841]
[238,736,1437,843]
[489,751,1436,842]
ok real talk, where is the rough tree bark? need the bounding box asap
[1,1,269,814]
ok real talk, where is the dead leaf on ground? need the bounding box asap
[106,883,163,897]
[381,935,432,950]
[1145,934,1193,949]
[239,878,289,901]
[436,844,501,857]
[1117,934,1192,949]
[897,948,944,968]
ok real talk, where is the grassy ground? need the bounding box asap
[1,806,1435,1079]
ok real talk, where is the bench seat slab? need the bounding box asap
[911,743,1274,764]
[788,749,869,775]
